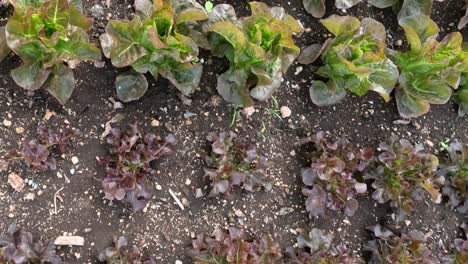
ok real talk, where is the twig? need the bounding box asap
[54,187,64,215]
[168,188,184,211]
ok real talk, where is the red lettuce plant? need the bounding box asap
[444,223,468,263]
[301,132,374,218]
[0,125,77,171]
[98,236,155,264]
[438,142,468,214]
[365,224,439,263]
[187,227,282,263]
[97,124,176,211]
[364,136,444,220]
[203,131,273,196]
[284,228,363,263]
[0,224,61,264]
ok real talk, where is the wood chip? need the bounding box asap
[54,236,84,246]
[43,109,56,121]
[8,173,24,192]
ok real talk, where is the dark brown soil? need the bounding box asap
[0,0,467,263]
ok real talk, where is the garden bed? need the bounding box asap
[0,0,467,263]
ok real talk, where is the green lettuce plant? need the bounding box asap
[301,15,398,106]
[205,2,303,106]
[100,0,207,102]
[454,73,468,117]
[303,0,432,20]
[368,0,432,20]
[388,14,468,118]
[0,0,101,104]
[364,136,444,220]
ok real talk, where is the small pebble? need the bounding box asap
[15,127,24,134]
[185,179,191,185]
[3,119,12,127]
[156,184,162,191]
[71,156,79,165]
[151,119,160,127]
[280,106,291,118]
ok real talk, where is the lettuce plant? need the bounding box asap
[388,14,468,118]
[284,228,363,263]
[438,142,468,214]
[100,0,207,102]
[0,224,62,264]
[301,15,399,106]
[365,225,439,263]
[303,0,432,20]
[97,124,176,211]
[203,131,273,196]
[454,73,468,117]
[301,132,374,217]
[444,223,468,263]
[0,125,77,171]
[364,136,444,220]
[98,236,155,264]
[459,0,468,30]
[205,2,303,106]
[187,227,282,263]
[1,0,101,104]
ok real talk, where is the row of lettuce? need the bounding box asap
[2,121,467,220]
[0,0,466,118]
[1,222,467,263]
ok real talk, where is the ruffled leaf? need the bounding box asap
[302,0,325,18]
[115,70,149,102]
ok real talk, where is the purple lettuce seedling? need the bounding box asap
[97,124,176,211]
[98,236,155,264]
[438,142,468,214]
[203,131,273,196]
[365,224,439,263]
[187,227,282,263]
[0,224,61,264]
[301,132,374,217]
[365,136,444,220]
[0,125,77,171]
[284,228,363,263]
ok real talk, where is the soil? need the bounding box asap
[0,0,467,263]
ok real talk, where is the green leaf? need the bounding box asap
[368,0,399,8]
[309,80,347,106]
[303,0,325,18]
[250,68,282,101]
[0,27,10,62]
[39,0,70,33]
[399,14,439,52]
[103,18,148,67]
[44,63,76,104]
[208,21,247,50]
[320,15,361,36]
[395,85,430,118]
[11,62,51,90]
[400,72,452,105]
[216,68,252,106]
[453,74,468,117]
[368,59,399,102]
[115,70,149,102]
[335,0,362,9]
[205,1,213,13]
[398,0,433,21]
[160,62,202,95]
[54,27,101,62]
[134,0,155,19]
